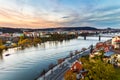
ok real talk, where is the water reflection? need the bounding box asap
[39,41,64,49]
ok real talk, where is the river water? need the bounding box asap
[0,36,111,80]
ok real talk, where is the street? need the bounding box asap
[37,49,90,80]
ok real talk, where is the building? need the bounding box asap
[12,33,23,37]
[70,60,82,73]
[95,42,113,52]
[103,51,120,67]
[70,60,88,80]
[112,36,120,49]
[104,51,115,58]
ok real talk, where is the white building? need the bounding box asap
[112,36,120,49]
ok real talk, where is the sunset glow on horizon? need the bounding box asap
[0,0,120,29]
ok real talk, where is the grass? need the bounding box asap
[115,68,120,80]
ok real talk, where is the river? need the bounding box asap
[0,36,111,80]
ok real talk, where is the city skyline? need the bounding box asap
[0,0,120,29]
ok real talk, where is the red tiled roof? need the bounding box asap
[71,61,82,72]
[114,40,120,42]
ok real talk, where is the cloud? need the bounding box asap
[0,0,120,28]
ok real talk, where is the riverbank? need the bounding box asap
[0,34,78,53]
[36,48,90,80]
[36,38,116,80]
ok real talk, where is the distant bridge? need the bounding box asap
[79,32,120,41]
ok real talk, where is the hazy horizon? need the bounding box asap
[0,0,120,29]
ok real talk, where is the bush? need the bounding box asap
[0,45,6,52]
[64,70,76,80]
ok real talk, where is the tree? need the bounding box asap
[75,50,79,55]
[90,45,93,53]
[40,69,46,80]
[0,39,6,52]
[48,63,54,74]
[19,36,24,42]
[64,70,76,80]
[64,55,117,80]
[0,39,3,46]
[70,51,73,59]
[33,38,42,44]
[18,39,31,46]
[58,59,64,68]
[82,57,117,80]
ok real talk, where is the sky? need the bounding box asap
[0,0,120,29]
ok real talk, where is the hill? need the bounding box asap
[0,27,98,33]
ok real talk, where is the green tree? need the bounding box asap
[82,58,117,80]
[18,39,31,46]
[33,38,41,44]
